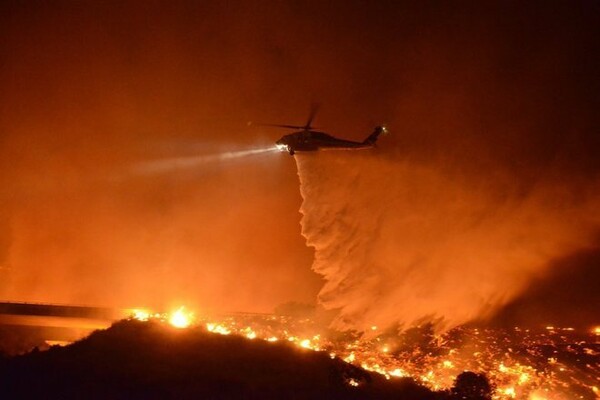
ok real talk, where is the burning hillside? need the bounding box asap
[138,311,598,399]
[0,318,435,400]
[1,3,598,399]
[2,310,597,399]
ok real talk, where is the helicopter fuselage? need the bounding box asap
[275,130,375,155]
[275,126,386,155]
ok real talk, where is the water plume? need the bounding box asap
[295,151,599,333]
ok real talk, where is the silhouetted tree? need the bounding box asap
[450,371,493,399]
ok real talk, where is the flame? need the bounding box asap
[45,340,71,347]
[124,308,599,399]
[241,327,257,339]
[528,392,551,400]
[206,323,231,335]
[130,309,151,321]
[389,368,408,378]
[518,372,530,384]
[347,378,360,387]
[501,387,516,398]
[168,307,193,329]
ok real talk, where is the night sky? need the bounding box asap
[0,1,598,327]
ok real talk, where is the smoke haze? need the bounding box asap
[0,1,598,324]
[296,150,599,332]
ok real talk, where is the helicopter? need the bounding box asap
[265,107,387,155]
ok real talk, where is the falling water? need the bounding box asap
[294,151,599,333]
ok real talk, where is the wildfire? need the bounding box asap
[347,378,360,387]
[127,309,599,399]
[206,323,231,335]
[168,307,193,329]
[130,309,151,321]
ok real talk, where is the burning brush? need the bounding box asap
[129,307,600,399]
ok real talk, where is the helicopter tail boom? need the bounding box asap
[362,126,387,145]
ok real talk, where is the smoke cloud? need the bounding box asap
[296,150,599,332]
[0,1,597,323]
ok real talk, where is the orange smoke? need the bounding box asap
[295,150,599,332]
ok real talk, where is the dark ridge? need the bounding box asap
[0,319,444,399]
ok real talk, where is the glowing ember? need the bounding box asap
[45,340,71,347]
[168,307,193,328]
[344,352,356,363]
[128,310,600,399]
[389,368,408,378]
[241,327,257,339]
[206,323,231,335]
[501,387,516,398]
[130,309,151,321]
[347,378,360,387]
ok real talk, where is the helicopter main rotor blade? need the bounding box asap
[304,102,320,130]
[255,123,308,130]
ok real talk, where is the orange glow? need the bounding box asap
[347,378,360,387]
[45,340,71,347]
[528,392,550,400]
[206,323,231,335]
[1,6,598,385]
[128,310,598,399]
[501,387,516,398]
[389,368,408,378]
[169,307,193,329]
[130,309,152,322]
[241,327,257,339]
